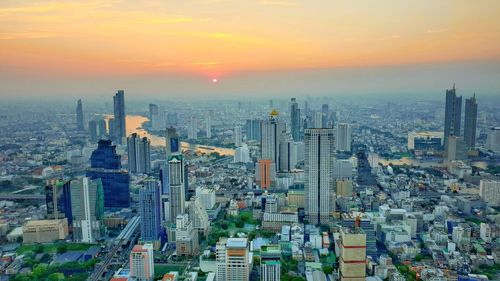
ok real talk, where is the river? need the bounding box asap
[123,115,235,156]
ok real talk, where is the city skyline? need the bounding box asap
[1,1,500,98]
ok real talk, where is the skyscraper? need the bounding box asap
[278,132,294,172]
[339,226,366,281]
[321,103,330,128]
[486,127,500,154]
[70,177,104,243]
[45,179,72,225]
[305,128,335,225]
[188,117,198,140]
[464,94,478,148]
[260,245,281,281]
[336,123,352,152]
[113,90,126,144]
[130,243,154,281]
[76,99,84,131]
[290,98,301,141]
[206,110,213,138]
[260,110,286,168]
[234,125,242,147]
[88,120,98,141]
[165,127,180,158]
[168,154,186,223]
[97,118,107,139]
[444,84,462,143]
[216,238,250,281]
[245,119,261,141]
[127,133,151,174]
[86,140,130,209]
[139,179,162,242]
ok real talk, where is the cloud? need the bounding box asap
[257,1,300,6]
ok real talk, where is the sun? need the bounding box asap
[212,78,218,83]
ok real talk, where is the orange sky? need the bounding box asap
[0,0,500,99]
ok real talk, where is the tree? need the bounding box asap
[57,243,68,254]
[323,265,334,275]
[34,244,45,254]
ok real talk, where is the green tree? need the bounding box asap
[57,243,68,254]
[323,265,334,275]
[34,244,45,254]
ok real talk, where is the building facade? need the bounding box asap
[127,133,151,174]
[70,177,104,243]
[113,90,126,144]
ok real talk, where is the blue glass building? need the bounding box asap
[86,140,130,209]
[139,179,162,242]
[45,179,73,225]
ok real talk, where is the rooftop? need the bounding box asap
[227,238,248,248]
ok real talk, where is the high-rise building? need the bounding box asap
[445,136,467,163]
[148,104,164,130]
[76,99,84,131]
[45,179,72,225]
[444,84,462,143]
[321,104,330,128]
[245,119,261,141]
[234,144,251,163]
[314,111,323,128]
[165,127,180,158]
[175,213,199,256]
[88,120,98,141]
[479,180,500,206]
[261,110,286,168]
[407,131,444,154]
[464,94,478,148]
[305,128,335,225]
[256,159,276,189]
[341,213,376,256]
[234,126,242,147]
[333,158,353,179]
[113,90,126,144]
[70,177,104,243]
[216,237,250,281]
[278,133,295,172]
[206,110,213,138]
[127,133,151,174]
[336,179,353,197]
[290,98,301,141]
[86,140,130,209]
[260,245,281,281]
[196,187,216,210]
[486,127,500,153]
[188,117,198,140]
[139,179,162,242]
[339,226,366,281]
[168,154,186,222]
[130,243,154,281]
[187,196,209,234]
[97,119,107,138]
[336,123,352,152]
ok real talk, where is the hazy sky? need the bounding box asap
[1,0,499,98]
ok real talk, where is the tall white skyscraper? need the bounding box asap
[336,123,352,152]
[234,144,251,163]
[168,154,186,222]
[216,237,250,281]
[479,179,500,206]
[234,125,242,147]
[130,243,154,281]
[305,128,335,225]
[70,177,104,243]
[261,110,286,170]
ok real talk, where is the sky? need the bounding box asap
[1,0,499,99]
